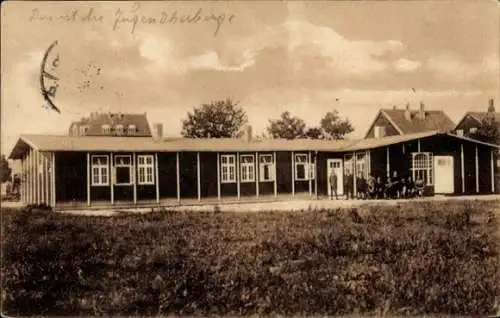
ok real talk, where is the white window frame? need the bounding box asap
[259,154,275,182]
[374,125,385,138]
[411,152,434,186]
[355,151,370,178]
[101,124,111,134]
[456,129,464,136]
[114,155,133,186]
[344,154,354,175]
[127,124,137,135]
[115,124,124,135]
[469,127,477,134]
[91,155,109,186]
[294,153,309,181]
[240,154,255,183]
[137,155,154,185]
[220,154,236,183]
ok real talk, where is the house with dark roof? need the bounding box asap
[68,112,152,137]
[9,124,499,210]
[365,102,456,139]
[454,98,500,140]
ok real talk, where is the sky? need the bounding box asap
[1,0,499,157]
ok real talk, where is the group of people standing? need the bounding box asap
[329,170,425,200]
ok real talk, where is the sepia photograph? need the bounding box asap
[1,0,499,316]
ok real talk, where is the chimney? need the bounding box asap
[488,98,495,113]
[153,123,163,141]
[245,125,253,142]
[404,102,411,121]
[418,101,425,120]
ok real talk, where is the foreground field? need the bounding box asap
[2,200,500,316]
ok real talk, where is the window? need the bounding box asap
[115,124,124,135]
[456,129,464,136]
[101,124,111,134]
[114,155,132,185]
[127,124,137,135]
[221,155,236,183]
[240,155,255,182]
[374,126,386,138]
[137,155,154,185]
[411,152,433,185]
[344,154,354,175]
[294,154,309,181]
[91,155,109,186]
[469,127,477,134]
[259,154,275,182]
[79,125,88,136]
[355,152,371,178]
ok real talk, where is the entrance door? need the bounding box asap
[434,156,454,194]
[327,159,344,196]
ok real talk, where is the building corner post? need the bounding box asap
[132,153,137,205]
[110,153,114,205]
[291,151,295,197]
[490,148,495,193]
[176,152,180,203]
[255,152,259,198]
[217,152,221,200]
[196,152,201,201]
[86,152,91,207]
[460,144,465,193]
[308,151,312,197]
[475,145,479,193]
[236,152,240,200]
[51,152,56,208]
[273,151,278,198]
[155,153,160,204]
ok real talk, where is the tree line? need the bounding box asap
[181,98,354,140]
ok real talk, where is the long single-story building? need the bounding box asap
[8,131,500,210]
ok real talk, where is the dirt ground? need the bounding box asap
[3,194,496,216]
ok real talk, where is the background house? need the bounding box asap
[454,98,500,139]
[68,112,152,137]
[364,102,456,139]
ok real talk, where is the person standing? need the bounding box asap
[329,170,338,200]
[346,172,354,200]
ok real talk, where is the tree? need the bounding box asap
[471,116,500,145]
[267,111,307,139]
[0,155,12,183]
[305,127,324,139]
[319,110,354,140]
[181,98,248,138]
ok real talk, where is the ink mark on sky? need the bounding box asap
[40,40,61,114]
[28,2,235,37]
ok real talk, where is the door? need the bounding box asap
[327,159,344,196]
[434,156,454,194]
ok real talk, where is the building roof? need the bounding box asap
[460,111,500,126]
[69,113,152,136]
[379,108,456,135]
[9,131,499,160]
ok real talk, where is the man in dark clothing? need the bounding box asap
[406,176,415,198]
[375,176,384,199]
[345,172,353,199]
[391,171,401,198]
[366,175,375,199]
[357,174,367,199]
[329,170,338,200]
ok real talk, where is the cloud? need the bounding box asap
[138,35,256,74]
[393,58,421,72]
[282,20,404,75]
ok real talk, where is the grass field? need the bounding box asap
[2,200,500,316]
